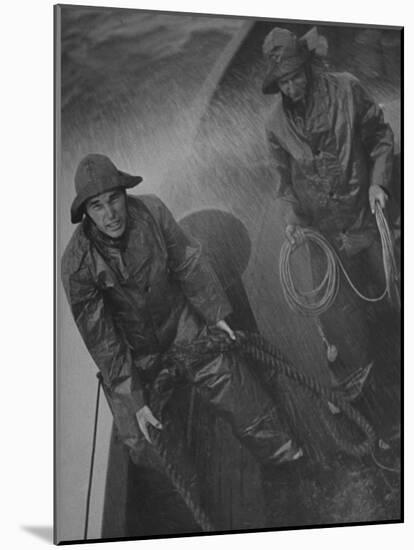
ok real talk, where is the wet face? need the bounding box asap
[85,189,127,238]
[278,68,308,103]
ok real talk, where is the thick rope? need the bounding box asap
[149,425,215,532]
[279,205,399,316]
[149,370,216,532]
[164,331,377,457]
[239,333,376,456]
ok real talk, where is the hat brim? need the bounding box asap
[70,171,143,224]
[262,54,310,95]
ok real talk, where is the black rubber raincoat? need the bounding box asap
[266,70,394,246]
[62,195,296,463]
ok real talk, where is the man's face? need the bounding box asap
[278,68,308,103]
[85,189,127,238]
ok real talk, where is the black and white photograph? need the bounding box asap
[54,4,402,545]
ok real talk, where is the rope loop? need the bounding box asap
[279,205,399,316]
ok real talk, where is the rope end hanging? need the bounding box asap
[315,316,338,362]
[326,344,338,363]
[279,210,399,317]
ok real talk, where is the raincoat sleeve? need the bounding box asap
[62,261,145,414]
[149,195,232,325]
[266,130,309,226]
[351,78,395,193]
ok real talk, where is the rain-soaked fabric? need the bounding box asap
[62,194,297,464]
[266,69,394,243]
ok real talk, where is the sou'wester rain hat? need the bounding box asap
[71,154,143,223]
[262,26,328,94]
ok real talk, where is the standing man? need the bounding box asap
[262,27,399,439]
[61,153,303,469]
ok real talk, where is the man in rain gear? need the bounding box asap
[262,27,399,439]
[61,153,303,468]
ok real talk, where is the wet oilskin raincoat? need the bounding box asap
[61,194,296,464]
[266,70,394,244]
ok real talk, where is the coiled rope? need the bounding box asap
[279,204,399,316]
[278,205,400,475]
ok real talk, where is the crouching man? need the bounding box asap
[61,153,302,471]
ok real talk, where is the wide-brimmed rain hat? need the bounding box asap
[71,154,143,223]
[262,27,327,94]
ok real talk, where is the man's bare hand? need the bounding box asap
[216,319,236,341]
[136,405,162,443]
[369,184,388,214]
[285,224,305,246]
